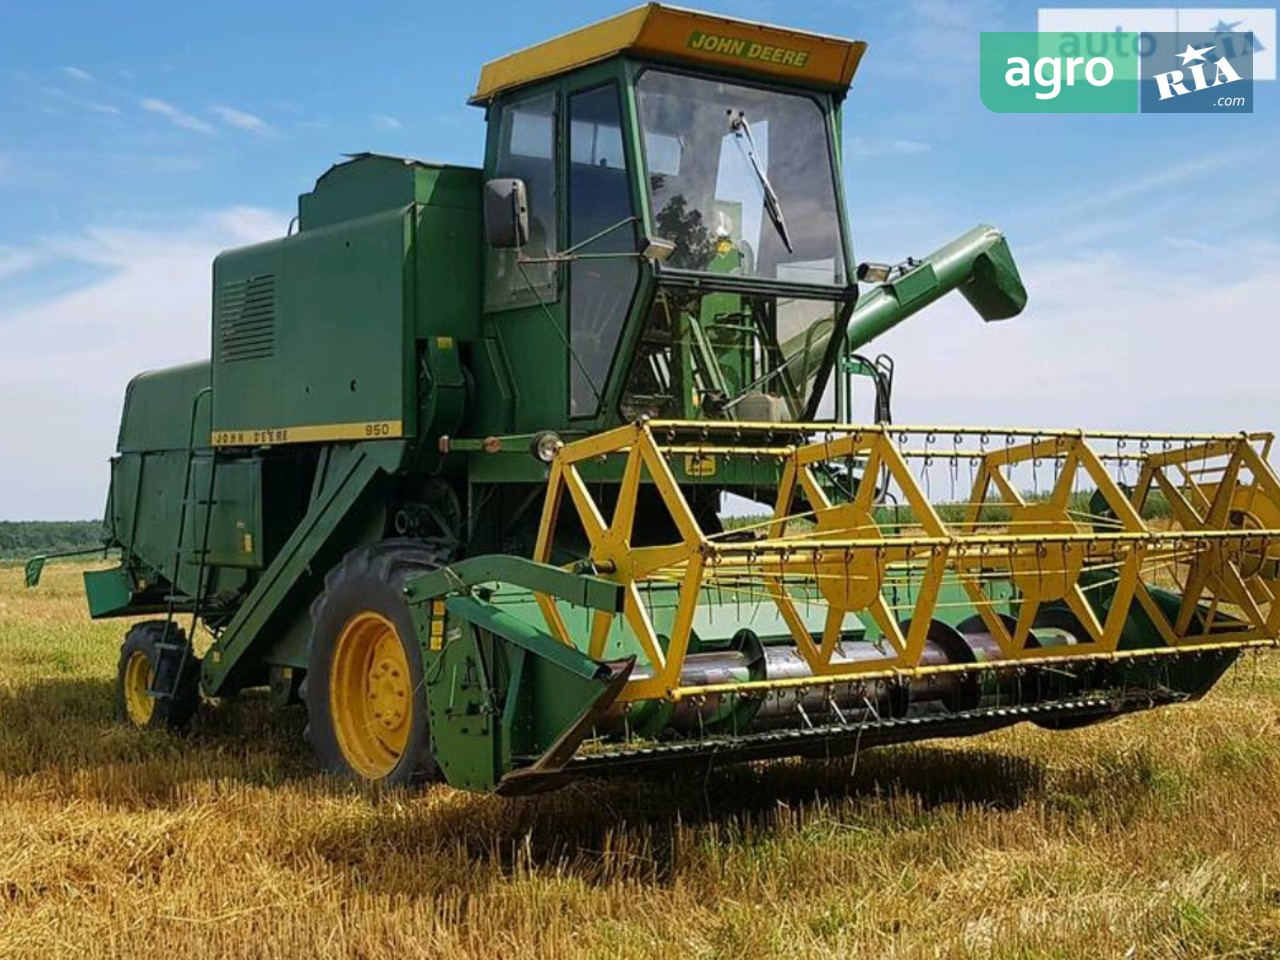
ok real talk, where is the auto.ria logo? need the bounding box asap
[1153,40,1243,100]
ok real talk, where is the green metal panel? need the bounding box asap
[414,592,630,793]
[83,565,135,619]
[300,155,417,230]
[422,614,502,791]
[109,450,188,581]
[210,207,413,439]
[117,362,210,453]
[183,458,262,569]
[413,204,482,343]
[478,303,569,433]
[210,156,483,448]
[468,338,517,434]
[299,155,479,232]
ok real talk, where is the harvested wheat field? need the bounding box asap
[3,562,1280,959]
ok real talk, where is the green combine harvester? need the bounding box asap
[29,5,1280,794]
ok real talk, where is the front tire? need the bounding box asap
[305,540,447,785]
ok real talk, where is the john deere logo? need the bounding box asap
[686,30,810,68]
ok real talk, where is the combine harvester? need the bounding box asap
[29,6,1280,793]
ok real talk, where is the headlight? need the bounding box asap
[531,431,563,464]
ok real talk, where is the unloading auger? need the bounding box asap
[27,5,1280,794]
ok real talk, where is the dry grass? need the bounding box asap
[3,563,1280,958]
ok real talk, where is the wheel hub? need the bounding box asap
[329,611,413,778]
[368,651,408,729]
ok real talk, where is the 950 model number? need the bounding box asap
[211,419,404,447]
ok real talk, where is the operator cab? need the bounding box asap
[473,4,864,432]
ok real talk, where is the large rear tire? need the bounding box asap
[305,539,448,785]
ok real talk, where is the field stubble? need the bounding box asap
[3,563,1280,958]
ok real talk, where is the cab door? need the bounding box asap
[565,82,642,420]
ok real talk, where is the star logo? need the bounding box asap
[1208,17,1265,52]
[1177,42,1215,64]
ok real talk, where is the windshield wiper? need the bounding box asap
[728,109,794,254]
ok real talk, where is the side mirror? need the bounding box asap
[484,178,529,249]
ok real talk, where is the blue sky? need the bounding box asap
[1,0,1278,518]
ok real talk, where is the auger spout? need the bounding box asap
[846,224,1028,353]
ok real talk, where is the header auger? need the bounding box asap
[28,4,1280,794]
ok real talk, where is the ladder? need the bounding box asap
[151,385,218,703]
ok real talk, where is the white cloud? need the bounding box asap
[1015,151,1250,257]
[0,208,285,518]
[210,104,272,135]
[1059,153,1234,217]
[0,247,42,281]
[1160,235,1218,255]
[41,85,120,116]
[141,97,216,134]
[372,113,403,131]
[101,151,206,174]
[848,137,931,158]
[61,66,94,83]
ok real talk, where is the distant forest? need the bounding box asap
[0,521,107,559]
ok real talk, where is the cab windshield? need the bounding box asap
[627,70,848,422]
[635,70,845,285]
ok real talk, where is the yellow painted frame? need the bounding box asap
[471,4,867,104]
[532,421,1280,702]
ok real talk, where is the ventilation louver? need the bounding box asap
[218,275,276,362]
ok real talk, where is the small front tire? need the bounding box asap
[115,621,200,731]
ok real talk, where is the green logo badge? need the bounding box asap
[981,32,1140,112]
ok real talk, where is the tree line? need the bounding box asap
[0,521,107,559]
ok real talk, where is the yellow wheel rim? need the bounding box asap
[329,611,413,779]
[123,649,155,727]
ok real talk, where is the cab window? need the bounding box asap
[567,84,639,416]
[486,93,558,311]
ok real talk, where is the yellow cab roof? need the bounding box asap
[470,3,867,104]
